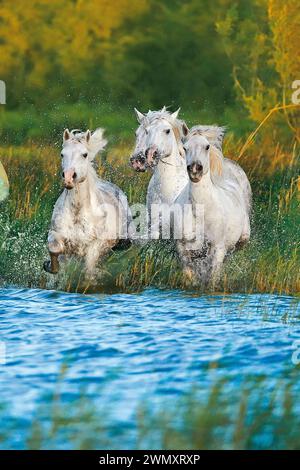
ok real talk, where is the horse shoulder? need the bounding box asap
[50,192,70,228]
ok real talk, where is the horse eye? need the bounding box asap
[183,147,187,152]
[60,153,64,158]
[206,144,210,151]
[82,153,88,158]
[165,129,171,134]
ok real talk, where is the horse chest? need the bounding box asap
[151,171,187,204]
[64,205,98,248]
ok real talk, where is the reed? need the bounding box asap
[1,372,299,450]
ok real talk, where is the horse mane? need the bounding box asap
[144,109,188,141]
[68,128,107,159]
[144,109,188,157]
[210,145,224,179]
[188,125,226,151]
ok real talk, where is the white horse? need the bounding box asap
[176,125,251,283]
[131,107,189,206]
[130,107,189,238]
[44,128,133,278]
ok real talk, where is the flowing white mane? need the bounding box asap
[188,125,226,151]
[142,107,188,141]
[67,128,107,159]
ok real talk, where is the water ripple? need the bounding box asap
[0,287,299,448]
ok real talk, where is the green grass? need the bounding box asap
[0,103,253,145]
[0,108,299,294]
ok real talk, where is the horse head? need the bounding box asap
[61,128,107,190]
[184,126,225,183]
[130,107,189,171]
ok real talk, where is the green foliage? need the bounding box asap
[0,0,298,133]
[105,0,234,110]
[0,0,237,110]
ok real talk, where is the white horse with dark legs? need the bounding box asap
[176,126,251,284]
[44,128,133,278]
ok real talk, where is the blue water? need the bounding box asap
[0,287,300,449]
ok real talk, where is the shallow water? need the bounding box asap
[0,287,300,449]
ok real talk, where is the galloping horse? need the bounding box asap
[44,128,133,278]
[176,126,251,283]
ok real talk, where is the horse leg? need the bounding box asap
[209,244,226,286]
[84,241,112,280]
[44,231,64,274]
[177,241,198,284]
[236,217,251,250]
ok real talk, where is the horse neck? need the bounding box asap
[154,144,188,202]
[189,172,215,206]
[66,166,98,208]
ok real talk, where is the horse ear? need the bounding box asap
[171,108,180,120]
[85,130,91,143]
[182,122,189,136]
[134,108,145,124]
[63,129,70,142]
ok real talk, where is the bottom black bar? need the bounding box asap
[0,450,298,468]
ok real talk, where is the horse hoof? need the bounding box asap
[43,260,58,274]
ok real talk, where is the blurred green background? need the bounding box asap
[0,0,299,143]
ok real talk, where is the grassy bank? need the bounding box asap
[0,108,299,294]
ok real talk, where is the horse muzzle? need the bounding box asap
[145,146,160,168]
[63,169,77,189]
[187,162,203,183]
[130,152,147,172]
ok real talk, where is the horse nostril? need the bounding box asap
[153,150,158,160]
[62,172,65,178]
[73,172,77,180]
[197,164,203,173]
[187,165,191,172]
